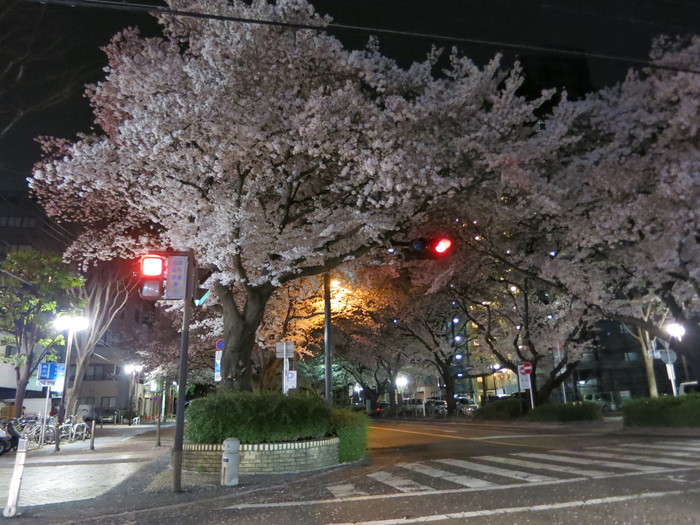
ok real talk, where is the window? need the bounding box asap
[78,397,95,406]
[86,365,116,381]
[3,345,18,358]
[100,397,117,408]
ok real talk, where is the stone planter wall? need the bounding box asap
[182,437,339,474]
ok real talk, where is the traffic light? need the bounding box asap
[405,237,453,259]
[139,254,165,299]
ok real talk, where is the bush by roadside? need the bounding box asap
[331,408,369,462]
[525,402,602,422]
[477,398,525,420]
[185,391,332,444]
[623,395,700,427]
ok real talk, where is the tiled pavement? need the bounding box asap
[0,423,175,507]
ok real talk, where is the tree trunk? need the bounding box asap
[637,327,659,398]
[13,350,35,418]
[66,354,91,417]
[220,284,275,391]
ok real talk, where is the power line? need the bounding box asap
[20,0,700,76]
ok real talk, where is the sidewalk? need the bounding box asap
[2,418,699,523]
[0,423,294,524]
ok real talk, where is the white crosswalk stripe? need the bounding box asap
[620,442,700,453]
[367,471,433,492]
[514,452,662,472]
[475,454,608,477]
[553,448,699,467]
[325,439,700,499]
[437,458,557,482]
[327,483,368,498]
[398,462,496,488]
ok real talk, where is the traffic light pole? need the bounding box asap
[323,273,333,405]
[172,251,195,493]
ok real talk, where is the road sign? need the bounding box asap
[164,255,189,299]
[657,348,677,365]
[216,339,225,351]
[214,350,222,382]
[276,342,294,359]
[285,371,297,390]
[39,362,58,381]
[519,362,533,375]
[37,362,59,386]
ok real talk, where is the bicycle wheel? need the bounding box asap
[43,426,56,444]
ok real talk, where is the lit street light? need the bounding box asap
[54,314,89,451]
[661,322,685,397]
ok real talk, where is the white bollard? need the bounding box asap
[220,438,240,486]
[4,437,28,517]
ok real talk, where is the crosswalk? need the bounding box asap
[327,439,700,499]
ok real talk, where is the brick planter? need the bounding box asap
[182,437,339,474]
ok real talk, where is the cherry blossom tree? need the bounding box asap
[31,0,563,390]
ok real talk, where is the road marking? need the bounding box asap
[437,458,557,482]
[476,455,607,477]
[327,487,700,525]
[367,471,432,492]
[398,463,496,488]
[515,452,661,472]
[327,484,368,498]
[607,445,700,458]
[554,448,699,467]
[621,442,700,453]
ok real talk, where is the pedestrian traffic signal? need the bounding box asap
[405,237,453,259]
[139,254,165,299]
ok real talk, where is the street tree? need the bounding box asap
[31,0,565,391]
[64,261,136,416]
[0,250,83,417]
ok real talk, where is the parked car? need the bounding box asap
[455,398,479,416]
[97,408,121,424]
[424,399,448,416]
[582,392,618,412]
[398,398,424,415]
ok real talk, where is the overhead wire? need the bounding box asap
[19,0,700,76]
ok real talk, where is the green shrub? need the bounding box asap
[623,395,700,427]
[331,408,369,462]
[185,391,332,444]
[477,398,525,420]
[525,402,602,422]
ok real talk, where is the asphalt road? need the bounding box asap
[67,419,700,525]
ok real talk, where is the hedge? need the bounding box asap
[185,391,332,444]
[525,402,602,422]
[623,395,700,427]
[331,408,369,462]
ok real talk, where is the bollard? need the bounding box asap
[156,417,161,447]
[220,438,240,486]
[4,438,28,517]
[89,419,96,450]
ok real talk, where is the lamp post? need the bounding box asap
[54,315,89,452]
[662,322,685,396]
[124,364,144,425]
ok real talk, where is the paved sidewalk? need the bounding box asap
[1,417,698,524]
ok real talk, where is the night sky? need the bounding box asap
[1,0,698,192]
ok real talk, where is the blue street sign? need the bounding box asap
[38,362,59,381]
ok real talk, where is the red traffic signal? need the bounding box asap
[139,255,165,299]
[406,237,453,259]
[432,238,452,255]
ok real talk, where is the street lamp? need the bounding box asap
[54,315,89,425]
[124,364,144,425]
[54,314,89,452]
[666,322,686,340]
[661,322,685,397]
